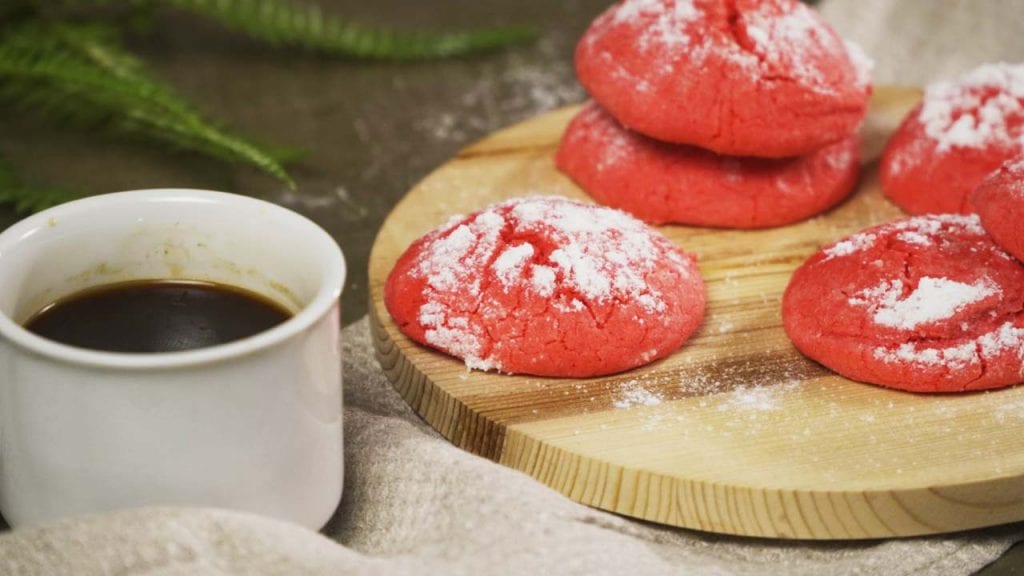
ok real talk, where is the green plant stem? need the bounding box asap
[166,0,536,60]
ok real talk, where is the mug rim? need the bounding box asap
[0,188,346,370]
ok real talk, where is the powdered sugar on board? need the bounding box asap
[622,380,811,437]
[607,365,808,436]
[613,379,665,409]
[919,62,1024,152]
[716,381,801,413]
[410,197,693,371]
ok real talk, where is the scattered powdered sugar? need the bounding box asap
[418,301,493,371]
[716,381,800,413]
[549,244,612,301]
[609,371,805,437]
[823,232,877,260]
[411,197,688,370]
[416,36,585,147]
[992,156,1024,200]
[994,395,1024,424]
[919,62,1024,152]
[873,341,978,370]
[741,2,839,92]
[824,143,855,170]
[895,231,931,246]
[597,131,631,171]
[896,213,986,236]
[613,379,665,409]
[979,322,1024,358]
[581,104,633,172]
[873,321,1024,369]
[613,0,698,26]
[825,211,1023,375]
[417,219,491,293]
[850,277,1000,330]
[529,265,557,298]
[510,198,682,308]
[883,143,925,178]
[597,0,861,97]
[611,0,699,52]
[413,209,504,370]
[821,214,985,261]
[493,244,535,289]
[844,40,874,90]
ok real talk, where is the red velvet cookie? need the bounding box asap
[555,102,861,228]
[972,156,1024,263]
[881,63,1024,215]
[783,214,1024,393]
[384,197,706,377]
[575,0,872,158]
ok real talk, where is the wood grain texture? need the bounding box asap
[368,86,1024,539]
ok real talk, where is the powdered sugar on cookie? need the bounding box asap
[873,321,1024,370]
[741,1,844,93]
[972,154,1024,264]
[509,198,685,307]
[850,277,1000,330]
[577,0,870,157]
[493,244,535,289]
[822,214,985,260]
[823,232,877,260]
[612,0,699,52]
[919,62,1024,152]
[980,323,1024,358]
[785,212,1024,392]
[872,340,979,370]
[844,40,874,90]
[392,196,703,374]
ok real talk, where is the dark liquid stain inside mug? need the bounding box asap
[24,280,292,353]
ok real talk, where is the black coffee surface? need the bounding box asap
[25,280,291,353]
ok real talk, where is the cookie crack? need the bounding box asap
[724,0,758,57]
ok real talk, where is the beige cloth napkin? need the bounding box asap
[2,317,1023,575]
[819,0,1024,85]
[4,1,1024,573]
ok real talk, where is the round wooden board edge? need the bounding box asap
[365,87,1024,539]
[369,299,1024,540]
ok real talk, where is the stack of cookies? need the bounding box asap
[557,0,873,229]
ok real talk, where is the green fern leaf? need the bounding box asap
[0,158,82,213]
[0,23,295,187]
[165,0,536,60]
[59,24,305,166]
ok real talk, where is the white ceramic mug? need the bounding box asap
[0,189,345,529]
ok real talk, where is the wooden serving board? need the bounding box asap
[368,87,1024,540]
